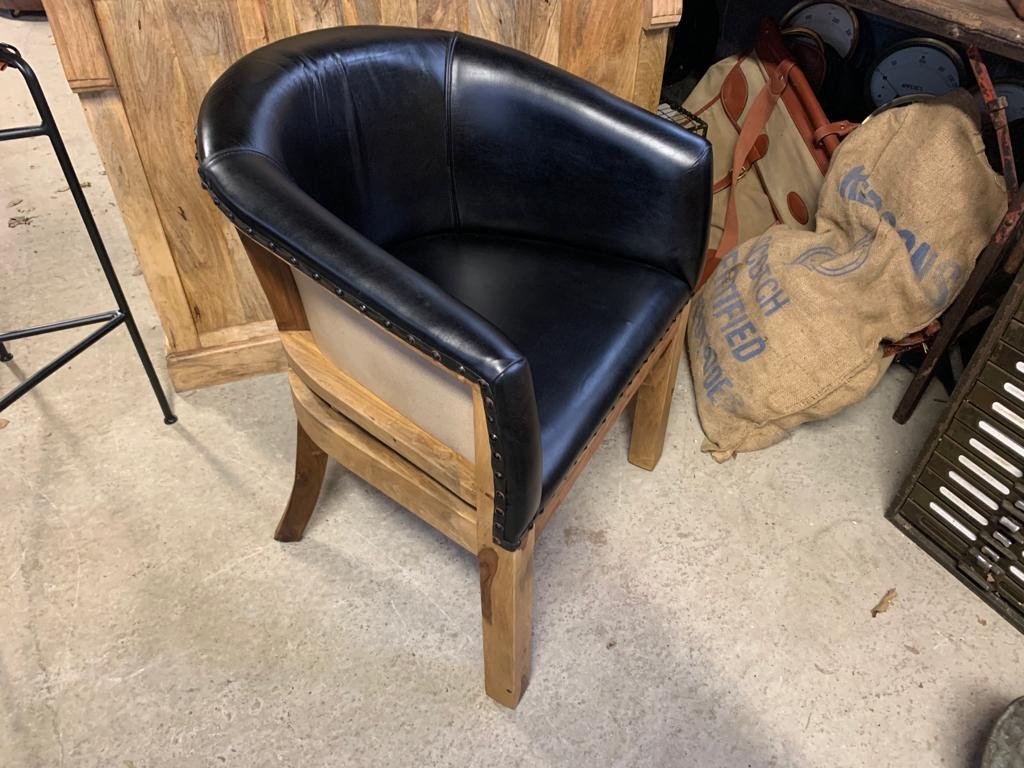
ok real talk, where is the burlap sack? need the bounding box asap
[687,91,1008,461]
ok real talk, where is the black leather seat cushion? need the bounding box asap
[391,232,690,501]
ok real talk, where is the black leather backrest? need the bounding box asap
[199,26,711,281]
[450,34,710,283]
[199,27,455,245]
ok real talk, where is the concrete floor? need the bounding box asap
[1,16,1022,768]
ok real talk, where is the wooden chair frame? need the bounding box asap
[242,235,685,708]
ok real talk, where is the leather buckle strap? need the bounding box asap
[699,59,796,287]
[812,120,858,146]
[968,44,1018,199]
[986,96,1010,115]
[883,320,942,358]
[767,64,790,96]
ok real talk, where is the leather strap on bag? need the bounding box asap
[696,19,855,289]
[755,19,837,169]
[699,60,795,287]
[813,121,858,146]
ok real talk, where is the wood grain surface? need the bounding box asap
[290,371,478,551]
[42,0,115,92]
[282,330,478,502]
[46,0,672,391]
[845,0,1024,62]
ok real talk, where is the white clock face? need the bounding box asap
[785,2,858,58]
[869,44,962,108]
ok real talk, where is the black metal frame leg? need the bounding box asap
[0,42,176,425]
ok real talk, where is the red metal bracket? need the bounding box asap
[969,45,1019,200]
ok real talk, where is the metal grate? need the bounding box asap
[657,102,707,138]
[889,267,1024,635]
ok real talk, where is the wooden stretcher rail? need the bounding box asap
[290,372,479,552]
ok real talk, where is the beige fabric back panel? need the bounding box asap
[293,270,476,461]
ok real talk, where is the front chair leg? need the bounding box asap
[478,528,535,708]
[274,420,328,542]
[628,321,685,471]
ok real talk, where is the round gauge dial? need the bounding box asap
[866,38,965,110]
[782,1,860,59]
[863,93,935,123]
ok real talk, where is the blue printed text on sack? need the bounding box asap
[691,294,733,404]
[839,165,936,279]
[710,237,790,363]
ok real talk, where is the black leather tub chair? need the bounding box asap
[197,26,711,708]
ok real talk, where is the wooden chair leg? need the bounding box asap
[274,420,328,542]
[628,321,685,471]
[478,527,535,708]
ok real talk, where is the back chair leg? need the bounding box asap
[478,528,535,708]
[275,421,328,542]
[628,321,685,471]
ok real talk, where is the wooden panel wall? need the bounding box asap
[46,0,674,391]
[44,0,115,91]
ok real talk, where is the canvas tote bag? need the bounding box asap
[686,91,1008,461]
[683,19,855,286]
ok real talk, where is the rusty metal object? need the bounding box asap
[884,320,941,358]
[969,45,1019,199]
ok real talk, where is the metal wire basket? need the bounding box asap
[656,101,708,138]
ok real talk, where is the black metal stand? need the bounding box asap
[0,43,176,424]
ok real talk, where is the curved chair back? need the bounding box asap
[199,26,710,283]
[199,27,711,549]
